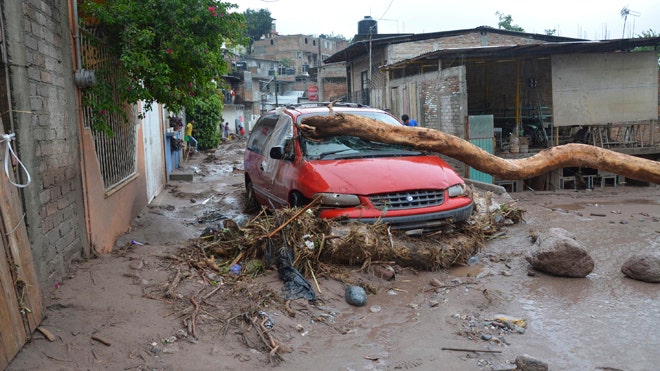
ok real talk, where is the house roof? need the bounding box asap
[325,26,585,63]
[382,37,660,70]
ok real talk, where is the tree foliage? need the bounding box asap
[495,12,525,32]
[635,29,660,68]
[79,0,248,132]
[186,93,224,149]
[243,8,274,43]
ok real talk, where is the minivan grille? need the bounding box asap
[370,190,444,210]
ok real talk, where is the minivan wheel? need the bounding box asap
[244,179,259,212]
[288,191,307,208]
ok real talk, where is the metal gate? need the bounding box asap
[142,104,166,202]
[468,115,494,183]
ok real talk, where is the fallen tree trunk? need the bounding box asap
[298,113,660,184]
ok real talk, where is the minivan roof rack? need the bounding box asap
[284,102,372,109]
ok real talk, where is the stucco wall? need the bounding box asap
[552,51,658,126]
[5,0,89,286]
[81,124,147,254]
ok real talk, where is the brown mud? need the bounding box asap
[7,142,660,371]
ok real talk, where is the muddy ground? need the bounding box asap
[8,142,660,371]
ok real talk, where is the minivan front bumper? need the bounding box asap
[323,202,474,231]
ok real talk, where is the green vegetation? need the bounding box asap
[79,0,248,134]
[186,93,223,150]
[243,8,275,46]
[495,12,525,32]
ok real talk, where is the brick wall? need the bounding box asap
[418,66,469,175]
[252,35,348,76]
[16,0,88,285]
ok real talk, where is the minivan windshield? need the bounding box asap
[298,111,421,160]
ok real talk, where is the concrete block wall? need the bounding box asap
[418,66,469,176]
[7,0,88,286]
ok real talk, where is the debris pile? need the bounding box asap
[145,190,525,365]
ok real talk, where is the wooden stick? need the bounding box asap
[91,335,111,346]
[257,195,323,240]
[190,297,200,339]
[441,347,502,353]
[307,260,322,294]
[165,267,182,298]
[37,326,56,341]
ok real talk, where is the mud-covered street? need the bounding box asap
[8,142,660,371]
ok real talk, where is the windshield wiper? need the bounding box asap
[318,148,353,159]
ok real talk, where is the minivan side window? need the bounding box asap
[246,115,279,155]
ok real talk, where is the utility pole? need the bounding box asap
[317,35,324,102]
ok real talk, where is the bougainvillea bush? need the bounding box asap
[80,0,247,132]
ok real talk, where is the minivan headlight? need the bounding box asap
[314,193,361,206]
[447,183,469,197]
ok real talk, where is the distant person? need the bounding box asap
[401,114,418,127]
[239,125,245,138]
[224,122,230,139]
[185,121,198,152]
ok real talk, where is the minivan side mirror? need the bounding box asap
[269,146,293,161]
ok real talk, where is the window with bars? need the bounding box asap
[80,26,137,191]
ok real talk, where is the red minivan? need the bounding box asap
[243,104,473,231]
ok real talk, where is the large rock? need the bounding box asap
[515,354,549,371]
[525,228,594,278]
[621,251,660,283]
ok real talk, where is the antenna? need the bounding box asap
[620,6,640,38]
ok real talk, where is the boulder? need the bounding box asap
[621,251,660,283]
[515,354,549,371]
[525,228,594,278]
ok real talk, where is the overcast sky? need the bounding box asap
[234,0,659,40]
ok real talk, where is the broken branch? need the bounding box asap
[298,114,660,183]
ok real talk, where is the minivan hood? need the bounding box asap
[308,156,463,194]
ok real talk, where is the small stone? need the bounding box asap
[429,278,443,287]
[480,334,493,341]
[129,260,144,270]
[370,305,382,313]
[345,285,367,307]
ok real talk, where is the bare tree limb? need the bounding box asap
[298,113,660,183]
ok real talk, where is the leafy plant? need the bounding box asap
[186,93,223,149]
[79,0,248,132]
[495,12,525,32]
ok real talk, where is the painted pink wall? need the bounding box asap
[81,124,148,254]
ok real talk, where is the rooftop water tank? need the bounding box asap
[358,16,377,35]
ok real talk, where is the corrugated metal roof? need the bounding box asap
[382,37,660,69]
[326,26,586,63]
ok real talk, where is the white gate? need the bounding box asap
[142,104,166,202]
